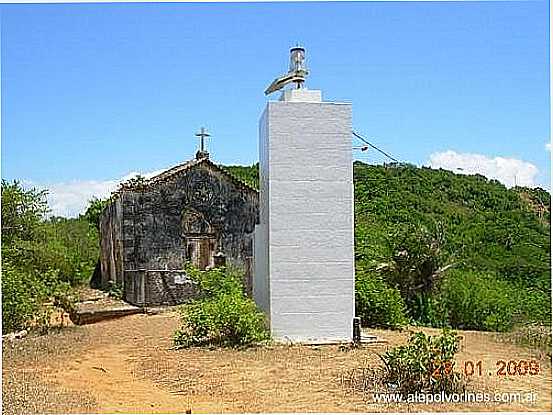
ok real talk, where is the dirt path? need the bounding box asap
[52,345,193,413]
[3,312,551,413]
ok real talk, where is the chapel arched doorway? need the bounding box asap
[182,209,216,270]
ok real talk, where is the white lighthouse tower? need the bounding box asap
[253,46,355,343]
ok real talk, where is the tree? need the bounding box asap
[83,197,109,230]
[376,222,455,323]
[1,180,48,243]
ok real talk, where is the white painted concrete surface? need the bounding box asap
[279,88,322,102]
[253,89,354,343]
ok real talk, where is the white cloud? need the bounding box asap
[28,169,165,218]
[428,150,539,188]
[546,142,551,152]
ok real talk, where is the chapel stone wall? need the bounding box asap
[101,162,259,306]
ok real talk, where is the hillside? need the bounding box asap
[352,162,550,285]
[225,161,551,330]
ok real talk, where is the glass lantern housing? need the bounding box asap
[289,47,307,74]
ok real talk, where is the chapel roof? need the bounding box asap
[119,156,258,194]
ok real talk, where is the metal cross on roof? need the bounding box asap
[195,127,211,159]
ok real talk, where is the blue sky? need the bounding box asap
[1,1,550,216]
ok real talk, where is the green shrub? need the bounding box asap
[516,285,551,326]
[380,328,464,394]
[410,292,449,328]
[4,237,94,287]
[0,262,69,334]
[439,270,550,332]
[174,293,269,347]
[184,264,243,297]
[355,271,408,329]
[1,262,43,333]
[41,217,99,285]
[174,266,269,347]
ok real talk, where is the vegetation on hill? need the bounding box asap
[226,162,551,331]
[223,163,259,189]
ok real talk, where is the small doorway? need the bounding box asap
[186,237,216,270]
[182,209,217,270]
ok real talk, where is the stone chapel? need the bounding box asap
[98,134,259,306]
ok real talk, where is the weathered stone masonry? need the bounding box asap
[99,157,259,306]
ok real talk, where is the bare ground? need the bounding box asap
[2,311,551,413]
